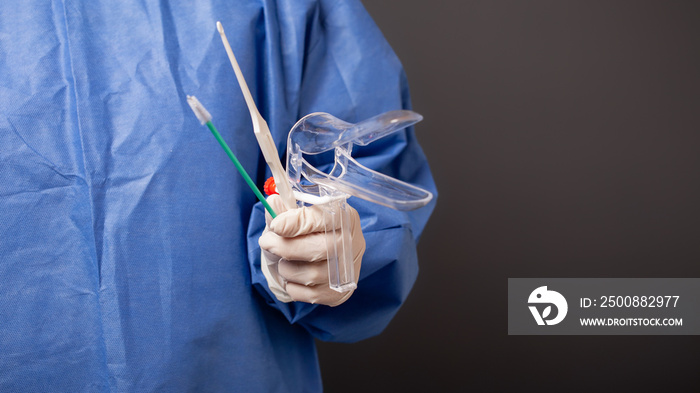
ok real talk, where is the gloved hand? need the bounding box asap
[259,194,365,307]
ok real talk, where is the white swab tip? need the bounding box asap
[216,21,224,35]
[187,95,212,125]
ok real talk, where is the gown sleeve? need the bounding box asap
[246,0,437,343]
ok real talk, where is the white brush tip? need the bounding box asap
[216,21,224,35]
[187,95,212,125]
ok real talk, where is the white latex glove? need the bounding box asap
[259,194,365,307]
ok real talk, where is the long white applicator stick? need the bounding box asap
[216,21,296,210]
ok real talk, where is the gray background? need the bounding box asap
[317,1,700,391]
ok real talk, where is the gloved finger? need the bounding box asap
[264,194,290,227]
[260,249,294,302]
[285,282,354,307]
[278,258,328,286]
[259,230,328,262]
[269,203,342,237]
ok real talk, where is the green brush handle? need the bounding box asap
[206,121,277,218]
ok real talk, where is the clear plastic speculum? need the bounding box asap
[286,110,433,210]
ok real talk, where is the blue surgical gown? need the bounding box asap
[0,0,436,391]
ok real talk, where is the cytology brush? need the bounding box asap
[187,95,277,218]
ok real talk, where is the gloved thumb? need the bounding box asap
[264,194,290,227]
[268,203,343,237]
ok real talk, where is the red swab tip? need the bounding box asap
[264,177,278,196]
